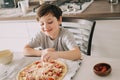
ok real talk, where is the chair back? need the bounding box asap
[62,18,96,55]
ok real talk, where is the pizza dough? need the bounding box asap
[17,60,67,80]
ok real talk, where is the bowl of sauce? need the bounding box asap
[93,63,112,76]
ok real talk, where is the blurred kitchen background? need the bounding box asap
[0,0,120,58]
[0,0,96,19]
[0,0,92,8]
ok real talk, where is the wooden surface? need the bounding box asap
[63,0,120,19]
[0,0,120,21]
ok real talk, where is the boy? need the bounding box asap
[24,3,81,61]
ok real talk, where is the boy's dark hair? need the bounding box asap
[36,3,62,21]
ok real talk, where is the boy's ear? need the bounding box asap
[59,16,62,25]
[60,16,62,21]
[36,16,40,22]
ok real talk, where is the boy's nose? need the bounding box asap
[43,24,49,29]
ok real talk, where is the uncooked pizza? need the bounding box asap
[17,60,67,80]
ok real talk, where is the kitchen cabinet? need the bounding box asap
[91,19,120,58]
[0,21,28,38]
[0,20,40,52]
[26,20,40,39]
[0,22,28,51]
[0,21,28,51]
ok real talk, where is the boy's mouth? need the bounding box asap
[44,28,52,32]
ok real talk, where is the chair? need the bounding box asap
[62,17,96,55]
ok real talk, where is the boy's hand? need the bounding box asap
[41,48,58,62]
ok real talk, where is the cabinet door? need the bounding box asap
[91,20,120,58]
[0,21,28,38]
[0,21,29,51]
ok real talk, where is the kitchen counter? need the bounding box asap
[63,0,120,20]
[0,0,120,21]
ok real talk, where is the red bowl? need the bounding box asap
[93,63,112,76]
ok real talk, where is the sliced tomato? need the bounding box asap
[38,65,41,68]
[56,72,61,77]
[35,61,40,65]
[55,64,60,68]
[47,78,54,80]
[101,66,107,72]
[50,61,55,64]
[48,69,53,72]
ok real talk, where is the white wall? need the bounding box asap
[1,19,120,58]
[91,20,120,59]
[0,20,40,52]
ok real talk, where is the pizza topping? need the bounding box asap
[48,78,54,80]
[17,60,67,80]
[35,61,40,65]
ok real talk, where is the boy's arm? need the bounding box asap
[43,47,81,61]
[24,44,81,60]
[57,47,81,60]
[23,44,42,57]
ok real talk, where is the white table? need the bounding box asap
[0,52,120,80]
[73,56,120,80]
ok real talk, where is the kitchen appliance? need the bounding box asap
[33,0,58,12]
[33,0,92,12]
[18,0,29,14]
[0,0,16,8]
[56,0,92,13]
[109,0,118,4]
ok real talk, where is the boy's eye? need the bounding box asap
[48,21,53,24]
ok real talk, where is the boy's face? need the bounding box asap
[38,13,62,39]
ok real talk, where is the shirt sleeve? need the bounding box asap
[28,32,43,48]
[63,29,78,50]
